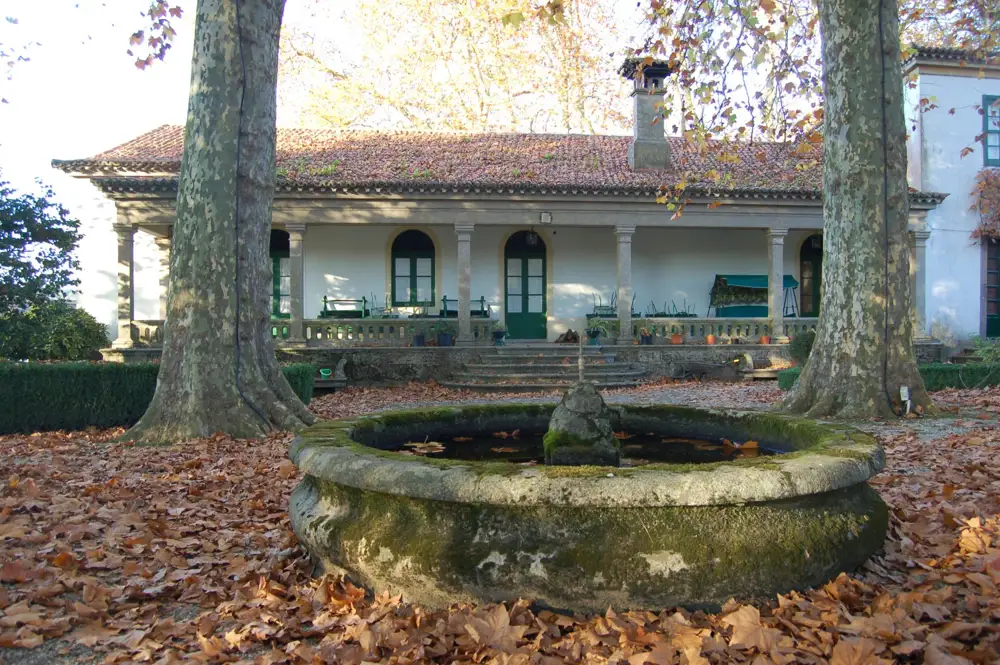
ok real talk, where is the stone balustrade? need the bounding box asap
[125,317,813,348]
[623,317,818,342]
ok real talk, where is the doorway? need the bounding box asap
[504,230,547,339]
[800,234,823,317]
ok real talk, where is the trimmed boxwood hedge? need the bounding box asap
[0,362,316,434]
[778,363,1000,392]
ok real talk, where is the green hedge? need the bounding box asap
[778,363,1000,392]
[0,362,316,434]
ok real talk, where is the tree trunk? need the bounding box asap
[127,0,315,442]
[782,0,932,419]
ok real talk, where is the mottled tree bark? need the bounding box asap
[127,0,315,442]
[782,0,932,419]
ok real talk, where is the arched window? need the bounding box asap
[391,230,435,306]
[270,230,290,318]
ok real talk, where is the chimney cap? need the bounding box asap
[618,56,673,82]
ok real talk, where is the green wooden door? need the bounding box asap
[799,235,822,317]
[988,240,999,338]
[504,231,547,339]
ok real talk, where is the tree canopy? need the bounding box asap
[0,173,80,315]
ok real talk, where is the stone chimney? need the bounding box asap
[619,57,673,170]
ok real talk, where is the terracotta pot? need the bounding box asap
[671,333,683,345]
[705,334,717,345]
[760,335,771,345]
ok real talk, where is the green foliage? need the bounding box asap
[789,330,816,366]
[0,172,81,315]
[971,336,1000,363]
[778,363,1000,392]
[281,363,316,406]
[0,300,108,361]
[0,362,316,434]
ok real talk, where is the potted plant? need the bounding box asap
[639,327,654,345]
[492,323,507,346]
[705,333,717,345]
[671,331,683,344]
[434,321,456,347]
[586,322,606,345]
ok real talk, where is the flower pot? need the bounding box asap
[705,334,717,345]
[671,333,683,345]
[437,333,453,347]
[759,335,771,345]
[492,330,506,346]
[586,328,602,345]
[413,333,426,347]
[640,334,653,345]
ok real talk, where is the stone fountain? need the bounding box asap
[288,347,888,611]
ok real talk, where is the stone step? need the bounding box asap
[477,355,616,365]
[495,345,605,356]
[465,362,632,373]
[440,378,646,393]
[457,369,648,381]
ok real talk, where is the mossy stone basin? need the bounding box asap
[288,404,887,612]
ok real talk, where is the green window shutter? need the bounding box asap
[985,95,1000,167]
[391,231,435,306]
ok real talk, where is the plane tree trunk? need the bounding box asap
[127,0,315,442]
[782,0,932,419]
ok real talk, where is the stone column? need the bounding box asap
[616,225,636,341]
[154,235,171,320]
[286,224,306,343]
[111,224,137,348]
[911,230,931,339]
[455,224,475,344]
[767,228,788,341]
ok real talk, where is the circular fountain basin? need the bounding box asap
[289,404,887,611]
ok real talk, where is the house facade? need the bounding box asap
[54,51,996,356]
[904,47,1000,341]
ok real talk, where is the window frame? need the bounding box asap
[271,250,291,319]
[985,95,1000,167]
[390,232,435,307]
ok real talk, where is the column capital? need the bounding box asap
[153,235,172,248]
[766,228,789,239]
[912,229,931,244]
[285,223,307,235]
[454,223,475,236]
[614,224,636,237]
[113,223,136,237]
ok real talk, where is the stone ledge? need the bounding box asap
[291,404,884,508]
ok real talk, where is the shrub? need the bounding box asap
[0,362,316,434]
[788,330,815,366]
[778,363,1000,392]
[0,301,108,361]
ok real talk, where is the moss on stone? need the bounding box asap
[293,402,880,479]
[291,476,888,612]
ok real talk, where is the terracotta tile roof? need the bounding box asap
[54,124,824,194]
[53,124,947,205]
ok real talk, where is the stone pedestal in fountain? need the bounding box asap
[543,382,620,466]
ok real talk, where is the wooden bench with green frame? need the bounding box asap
[438,296,493,319]
[708,274,800,317]
[319,296,370,319]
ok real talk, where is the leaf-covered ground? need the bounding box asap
[1,382,998,665]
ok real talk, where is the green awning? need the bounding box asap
[715,274,799,289]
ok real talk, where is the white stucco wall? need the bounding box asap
[909,70,1000,342]
[92,219,822,344]
[297,223,816,341]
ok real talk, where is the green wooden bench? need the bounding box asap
[319,296,370,319]
[439,296,492,319]
[708,274,799,317]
